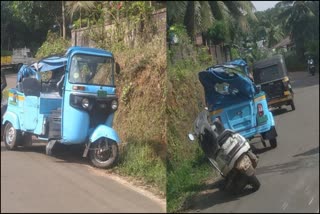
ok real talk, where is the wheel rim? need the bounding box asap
[6,126,15,145]
[94,140,114,163]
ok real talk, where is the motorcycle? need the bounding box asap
[308,62,315,76]
[188,109,260,194]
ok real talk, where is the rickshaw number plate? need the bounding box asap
[97,90,107,97]
[257,115,268,124]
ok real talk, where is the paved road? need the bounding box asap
[188,72,319,213]
[1,73,165,213]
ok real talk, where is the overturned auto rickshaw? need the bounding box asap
[2,46,121,168]
[199,63,278,148]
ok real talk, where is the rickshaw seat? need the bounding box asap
[22,77,41,97]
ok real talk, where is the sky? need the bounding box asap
[252,1,280,12]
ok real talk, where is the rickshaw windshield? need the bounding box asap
[69,54,114,86]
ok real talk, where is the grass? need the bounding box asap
[167,158,217,212]
[116,140,166,194]
[166,54,220,212]
[109,34,167,195]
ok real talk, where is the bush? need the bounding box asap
[284,51,306,71]
[35,30,70,59]
[1,50,12,56]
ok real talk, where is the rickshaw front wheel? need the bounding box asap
[89,138,119,169]
[4,122,21,150]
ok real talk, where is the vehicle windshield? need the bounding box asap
[69,54,114,86]
[253,64,284,84]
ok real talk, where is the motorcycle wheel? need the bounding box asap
[4,122,21,150]
[232,173,248,194]
[269,138,277,148]
[248,175,260,191]
[290,100,295,111]
[89,139,119,169]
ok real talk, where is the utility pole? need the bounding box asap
[62,1,66,39]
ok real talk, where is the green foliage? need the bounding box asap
[197,47,212,65]
[231,47,240,59]
[35,31,70,59]
[117,141,166,193]
[1,1,63,51]
[305,39,319,62]
[207,20,229,44]
[167,157,215,212]
[284,51,306,71]
[121,82,134,105]
[1,50,12,56]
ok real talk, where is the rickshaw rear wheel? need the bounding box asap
[4,122,21,150]
[89,139,119,169]
[269,138,277,148]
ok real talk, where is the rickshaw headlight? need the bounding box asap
[111,100,118,110]
[82,98,90,109]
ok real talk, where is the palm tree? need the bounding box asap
[167,1,257,42]
[167,1,214,41]
[278,1,316,58]
[66,1,95,28]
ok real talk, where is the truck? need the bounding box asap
[1,47,36,72]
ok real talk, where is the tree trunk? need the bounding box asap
[62,1,66,39]
[80,8,82,29]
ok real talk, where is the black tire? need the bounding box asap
[3,122,21,150]
[270,138,277,148]
[89,139,119,169]
[232,173,248,194]
[290,101,295,111]
[248,175,260,191]
[19,133,33,147]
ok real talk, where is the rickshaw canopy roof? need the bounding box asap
[199,66,256,111]
[17,46,113,82]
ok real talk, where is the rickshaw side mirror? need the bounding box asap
[256,85,261,93]
[188,133,195,141]
[115,62,120,74]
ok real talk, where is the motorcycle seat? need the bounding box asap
[217,129,235,146]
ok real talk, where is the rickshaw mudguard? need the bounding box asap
[2,111,20,130]
[89,124,120,144]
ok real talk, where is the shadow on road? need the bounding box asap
[182,178,257,212]
[293,146,319,157]
[270,108,290,117]
[250,144,273,155]
[1,142,90,166]
[249,139,274,155]
[256,155,318,176]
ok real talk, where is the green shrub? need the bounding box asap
[35,30,70,59]
[284,51,306,71]
[117,141,166,193]
[1,50,12,56]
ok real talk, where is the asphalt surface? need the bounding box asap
[187,72,319,213]
[1,73,165,213]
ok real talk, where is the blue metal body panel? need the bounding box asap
[2,111,20,129]
[61,92,90,144]
[89,124,120,143]
[39,97,62,114]
[200,62,275,139]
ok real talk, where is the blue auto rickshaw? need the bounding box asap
[2,46,121,168]
[199,62,278,148]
